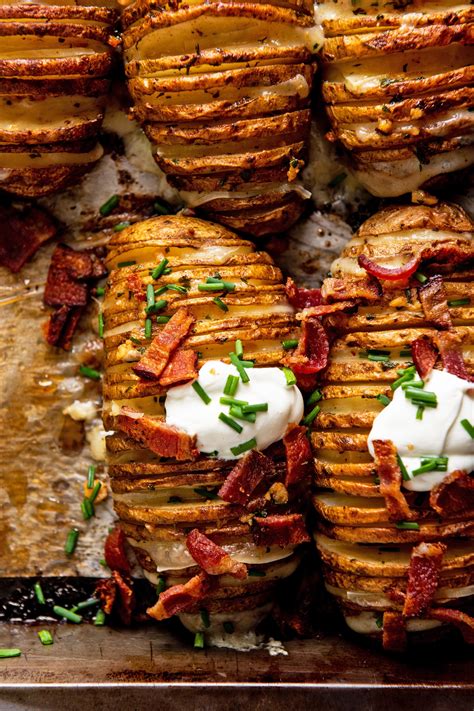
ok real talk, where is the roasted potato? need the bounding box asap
[121,0,320,236]
[311,202,474,646]
[0,3,118,197]
[319,0,474,197]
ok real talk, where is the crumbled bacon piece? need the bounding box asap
[435,331,472,381]
[95,577,116,615]
[0,205,56,273]
[112,570,136,625]
[297,301,356,319]
[133,307,194,380]
[430,470,474,517]
[146,572,213,621]
[283,423,312,488]
[104,526,131,575]
[159,349,197,387]
[358,253,421,281]
[419,276,452,330]
[126,272,146,302]
[285,277,322,309]
[218,450,276,505]
[44,244,96,307]
[371,440,413,522]
[428,607,474,644]
[403,542,446,617]
[186,529,247,579]
[44,305,83,351]
[117,407,198,460]
[382,611,407,651]
[411,337,438,379]
[252,514,310,547]
[321,276,381,303]
[284,318,330,377]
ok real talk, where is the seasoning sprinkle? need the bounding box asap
[282,367,297,387]
[223,374,239,396]
[79,365,101,381]
[302,404,320,426]
[460,418,474,439]
[38,630,54,646]
[99,194,119,216]
[218,412,243,433]
[34,582,45,605]
[151,258,169,280]
[53,606,82,624]
[64,528,79,556]
[192,381,211,405]
[231,438,257,456]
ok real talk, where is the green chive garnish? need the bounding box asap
[235,339,243,359]
[223,621,234,634]
[377,394,391,406]
[359,349,391,362]
[99,194,119,216]
[242,403,268,413]
[99,559,108,567]
[231,438,257,456]
[96,286,105,297]
[156,315,171,324]
[404,387,437,404]
[460,419,474,439]
[0,649,21,658]
[38,630,53,646]
[193,487,219,500]
[229,406,256,423]
[391,366,415,391]
[397,454,410,481]
[224,374,239,396]
[79,365,101,381]
[416,405,425,420]
[153,199,171,215]
[154,285,168,297]
[167,284,187,293]
[302,404,320,426]
[156,577,166,596]
[307,389,322,406]
[282,339,299,350]
[117,260,136,269]
[146,283,155,309]
[145,318,152,339]
[94,610,106,626]
[402,380,424,390]
[113,221,130,232]
[53,606,82,624]
[375,615,383,629]
[213,297,228,312]
[399,349,412,357]
[395,521,420,530]
[88,481,102,504]
[248,569,266,577]
[98,312,104,339]
[220,396,248,407]
[281,367,297,387]
[192,381,211,405]
[218,412,243,433]
[81,498,94,520]
[34,582,45,605]
[230,352,250,383]
[448,298,470,307]
[151,258,169,280]
[194,632,205,649]
[412,458,444,476]
[414,271,428,284]
[75,598,99,611]
[87,465,96,489]
[200,609,211,629]
[64,528,79,556]
[198,282,225,292]
[146,299,167,315]
[130,336,141,346]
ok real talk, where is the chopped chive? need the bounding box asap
[98,312,104,339]
[200,609,211,629]
[282,339,299,350]
[145,318,152,339]
[218,412,243,433]
[34,582,45,605]
[113,221,130,232]
[156,315,171,324]
[377,394,391,406]
[302,404,320,426]
[375,614,383,629]
[230,352,250,383]
[194,632,205,649]
[391,368,415,391]
[402,380,424,390]
[130,336,142,346]
[416,405,425,420]
[81,498,94,520]
[156,577,166,596]
[194,487,219,500]
[192,381,211,405]
[220,396,248,407]
[99,559,108,568]
[235,339,243,358]
[151,258,169,280]
[412,457,448,476]
[224,374,239,396]
[460,419,474,439]
[221,281,235,292]
[53,606,82,624]
[395,521,420,530]
[399,349,412,357]
[153,199,171,215]
[96,286,105,297]
[397,366,416,377]
[359,349,391,362]
[64,528,79,556]
[206,275,222,284]
[75,598,99,611]
[88,481,102,504]
[397,454,410,481]
[240,360,254,368]
[410,398,437,409]
[167,284,188,294]
[87,465,96,489]
[229,405,256,423]
[154,285,168,297]
[99,194,119,216]
[198,282,226,292]
[38,630,53,646]
[117,260,136,269]
[282,367,297,386]
[368,353,390,362]
[414,271,428,284]
[248,569,266,577]
[405,388,437,404]
[242,403,268,413]
[231,438,257,456]
[223,621,234,634]
[146,299,167,315]
[213,297,228,312]
[146,283,155,309]
[307,389,322,406]
[94,609,106,626]
[0,649,21,658]
[448,298,470,307]
[79,365,101,381]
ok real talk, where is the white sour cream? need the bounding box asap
[165,360,304,460]
[368,370,474,492]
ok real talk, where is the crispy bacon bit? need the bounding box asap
[117,407,198,461]
[285,277,322,309]
[428,607,474,644]
[411,337,438,379]
[419,276,452,330]
[44,244,96,307]
[133,307,194,380]
[372,440,413,522]
[218,450,276,505]
[126,272,146,302]
[159,349,197,387]
[44,305,83,351]
[403,542,446,617]
[146,572,213,621]
[321,276,381,303]
[435,331,472,381]
[358,253,421,282]
[104,526,131,575]
[252,514,310,547]
[284,318,330,377]
[0,205,56,273]
[283,423,312,488]
[95,577,116,615]
[382,611,407,651]
[430,470,474,517]
[186,529,247,579]
[297,301,356,319]
[112,570,136,626]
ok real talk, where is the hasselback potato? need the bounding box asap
[309,202,474,649]
[102,215,312,642]
[121,0,320,237]
[318,0,474,197]
[0,1,118,197]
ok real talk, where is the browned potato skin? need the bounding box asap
[311,202,474,641]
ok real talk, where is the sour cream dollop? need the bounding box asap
[368,369,474,492]
[165,360,304,460]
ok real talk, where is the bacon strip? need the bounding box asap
[284,317,330,376]
[321,276,381,303]
[218,450,276,505]
[428,607,474,644]
[411,337,438,380]
[358,253,421,281]
[371,440,413,522]
[283,423,312,488]
[252,514,310,547]
[95,577,116,615]
[44,304,83,351]
[430,470,474,517]
[112,570,136,626]
[126,272,146,301]
[285,277,322,309]
[0,205,56,273]
[147,572,213,621]
[435,331,472,381]
[297,301,356,319]
[133,307,194,380]
[159,349,197,387]
[403,542,446,617]
[382,611,407,651]
[44,244,100,307]
[186,529,247,579]
[118,406,198,461]
[419,276,452,330]
[104,525,131,574]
